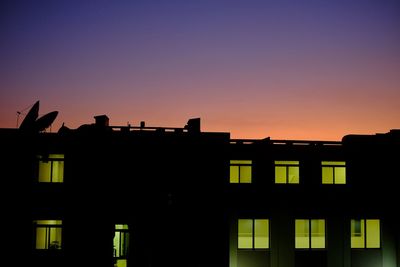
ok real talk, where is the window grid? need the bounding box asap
[275,161,300,184]
[38,154,64,183]
[295,219,326,250]
[321,161,346,184]
[351,219,380,249]
[114,224,129,259]
[230,160,252,183]
[34,220,62,250]
[238,219,269,249]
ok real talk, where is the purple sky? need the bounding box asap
[1,0,400,140]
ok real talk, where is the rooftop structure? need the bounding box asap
[2,111,399,267]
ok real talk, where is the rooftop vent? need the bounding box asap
[185,118,200,133]
[94,115,109,127]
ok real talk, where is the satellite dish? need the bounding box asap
[18,101,59,132]
[35,111,59,132]
[19,101,39,130]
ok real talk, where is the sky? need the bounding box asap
[1,0,399,140]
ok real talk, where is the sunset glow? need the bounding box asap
[1,0,399,140]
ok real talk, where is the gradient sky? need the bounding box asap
[1,0,399,140]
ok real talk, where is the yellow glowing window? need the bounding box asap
[38,154,64,183]
[295,219,325,249]
[321,161,346,184]
[238,219,253,248]
[114,224,129,264]
[275,161,299,184]
[351,219,380,248]
[230,160,252,183]
[238,219,269,249]
[255,219,269,248]
[34,220,62,250]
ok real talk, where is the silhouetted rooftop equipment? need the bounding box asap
[35,111,58,132]
[94,115,109,127]
[389,129,400,136]
[106,117,201,134]
[19,101,58,132]
[230,139,341,146]
[185,118,201,133]
[19,101,39,130]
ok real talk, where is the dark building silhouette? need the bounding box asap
[1,114,399,267]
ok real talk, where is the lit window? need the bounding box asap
[351,219,380,248]
[321,161,346,184]
[238,219,269,249]
[230,160,252,183]
[295,219,325,249]
[38,154,64,183]
[275,161,299,184]
[114,224,129,267]
[34,220,62,250]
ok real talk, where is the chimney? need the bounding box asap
[94,115,109,127]
[185,118,201,133]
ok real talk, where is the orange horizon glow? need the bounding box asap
[1,1,399,140]
[1,104,398,141]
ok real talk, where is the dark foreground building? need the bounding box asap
[2,114,399,267]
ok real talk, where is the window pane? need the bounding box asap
[311,220,325,248]
[115,260,127,267]
[36,220,62,225]
[114,232,122,257]
[275,166,287,184]
[230,160,252,165]
[121,232,129,256]
[322,161,345,166]
[114,224,129,258]
[275,161,299,165]
[334,167,346,184]
[49,227,62,249]
[238,219,253,248]
[36,227,47,249]
[295,220,310,248]
[322,167,334,184]
[240,166,252,183]
[230,166,239,183]
[116,224,129,230]
[52,161,64,183]
[351,219,365,248]
[366,220,380,248]
[38,161,51,182]
[288,166,299,184]
[49,154,64,159]
[254,219,269,249]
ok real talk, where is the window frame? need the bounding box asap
[230,160,252,183]
[33,220,63,250]
[295,219,326,250]
[321,161,346,184]
[114,224,130,260]
[351,219,381,249]
[37,154,65,183]
[238,218,270,250]
[274,160,300,184]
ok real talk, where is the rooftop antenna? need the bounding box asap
[16,111,21,128]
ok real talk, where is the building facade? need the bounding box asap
[2,116,399,267]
